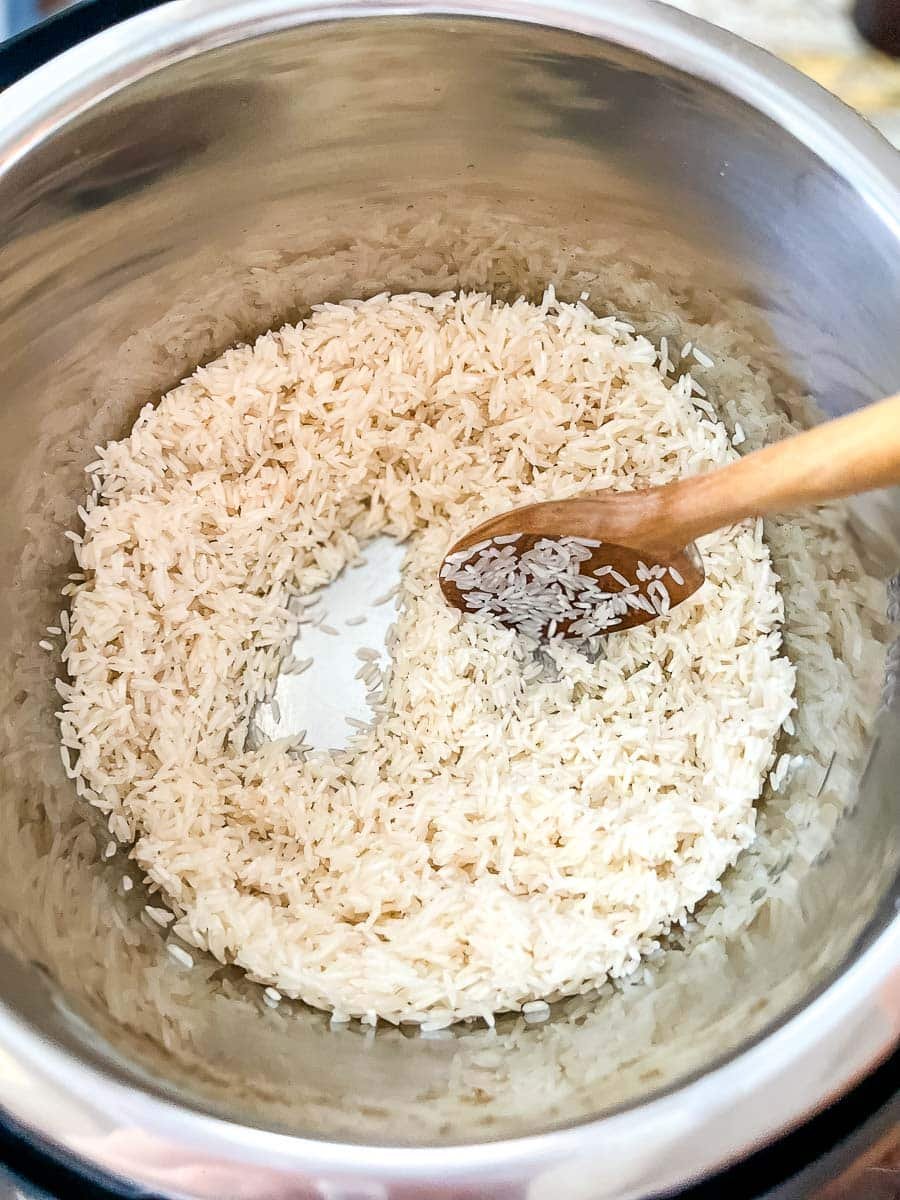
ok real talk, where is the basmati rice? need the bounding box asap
[58,290,797,1026]
[166,943,194,969]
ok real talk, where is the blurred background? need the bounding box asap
[6,0,900,143]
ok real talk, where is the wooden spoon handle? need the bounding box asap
[655,393,900,548]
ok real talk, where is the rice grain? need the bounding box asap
[58,290,796,1026]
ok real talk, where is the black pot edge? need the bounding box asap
[0,0,159,89]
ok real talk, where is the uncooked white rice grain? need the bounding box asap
[145,906,174,928]
[57,289,798,1027]
[167,943,194,968]
[523,1004,551,1024]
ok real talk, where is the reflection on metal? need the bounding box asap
[255,536,405,751]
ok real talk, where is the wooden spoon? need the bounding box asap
[440,394,900,639]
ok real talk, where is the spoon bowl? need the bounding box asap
[441,393,900,641]
[439,502,705,639]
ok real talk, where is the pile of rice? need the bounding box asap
[441,534,691,641]
[55,289,796,1026]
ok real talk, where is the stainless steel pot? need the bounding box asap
[1,3,899,1197]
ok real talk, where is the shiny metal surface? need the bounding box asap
[0,2,899,1197]
[254,535,406,751]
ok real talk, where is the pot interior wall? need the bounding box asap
[0,15,898,1145]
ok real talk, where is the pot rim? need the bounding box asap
[1,3,899,1196]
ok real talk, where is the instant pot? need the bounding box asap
[1,2,899,1197]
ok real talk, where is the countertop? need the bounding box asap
[670,0,900,144]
